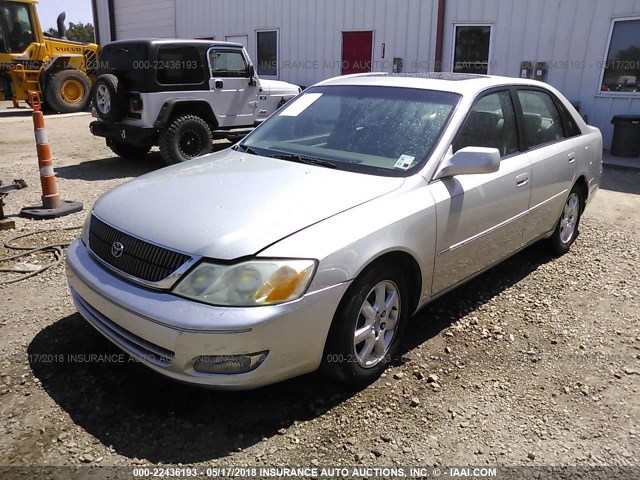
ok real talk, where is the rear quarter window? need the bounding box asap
[156,46,204,85]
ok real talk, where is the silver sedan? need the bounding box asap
[66,73,602,389]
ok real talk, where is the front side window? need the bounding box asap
[209,50,247,77]
[256,30,278,77]
[601,19,640,93]
[156,46,203,85]
[0,2,35,53]
[517,90,564,149]
[453,25,491,75]
[453,90,518,157]
[241,85,460,176]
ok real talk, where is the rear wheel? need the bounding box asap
[547,185,584,256]
[107,139,152,159]
[45,69,92,113]
[322,262,408,388]
[159,115,213,165]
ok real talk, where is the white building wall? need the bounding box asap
[175,0,439,88]
[114,0,176,40]
[98,0,639,147]
[441,0,640,147]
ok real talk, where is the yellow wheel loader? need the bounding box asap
[0,0,99,113]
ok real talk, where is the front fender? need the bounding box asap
[257,176,437,305]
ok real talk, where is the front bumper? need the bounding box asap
[65,240,349,389]
[89,121,157,147]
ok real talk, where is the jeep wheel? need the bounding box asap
[45,70,92,114]
[159,115,213,164]
[107,140,152,159]
[93,74,127,122]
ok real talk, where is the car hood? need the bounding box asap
[93,149,404,260]
[260,78,300,96]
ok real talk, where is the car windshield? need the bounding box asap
[240,85,460,176]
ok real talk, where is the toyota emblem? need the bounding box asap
[111,241,124,258]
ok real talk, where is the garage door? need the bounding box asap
[114,0,175,40]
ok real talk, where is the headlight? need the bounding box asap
[173,259,317,306]
[81,212,92,246]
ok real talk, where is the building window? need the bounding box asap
[601,18,640,93]
[257,30,278,77]
[453,25,491,75]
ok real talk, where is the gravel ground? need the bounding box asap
[0,105,639,477]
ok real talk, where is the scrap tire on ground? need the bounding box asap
[92,74,127,122]
[159,114,213,165]
[44,69,92,114]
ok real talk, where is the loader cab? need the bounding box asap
[0,1,38,54]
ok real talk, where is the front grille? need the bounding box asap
[88,215,191,283]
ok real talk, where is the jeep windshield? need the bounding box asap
[239,85,460,176]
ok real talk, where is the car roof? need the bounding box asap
[105,38,244,49]
[315,72,553,96]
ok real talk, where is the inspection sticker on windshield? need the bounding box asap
[280,93,323,117]
[394,154,415,170]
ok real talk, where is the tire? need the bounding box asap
[322,262,409,388]
[44,69,92,113]
[159,114,213,165]
[547,184,584,256]
[92,74,127,121]
[107,139,151,159]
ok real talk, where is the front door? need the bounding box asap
[341,31,373,75]
[208,47,259,127]
[431,90,531,294]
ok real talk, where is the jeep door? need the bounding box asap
[430,89,531,294]
[207,47,259,127]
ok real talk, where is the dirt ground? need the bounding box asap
[0,103,639,478]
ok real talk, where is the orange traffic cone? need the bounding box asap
[20,92,83,219]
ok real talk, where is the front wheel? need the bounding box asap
[322,263,408,388]
[547,185,584,256]
[159,115,213,165]
[45,69,92,113]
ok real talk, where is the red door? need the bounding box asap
[342,31,373,75]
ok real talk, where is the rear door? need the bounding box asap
[514,88,581,243]
[431,89,531,294]
[208,47,259,127]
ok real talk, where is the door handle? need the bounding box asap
[215,80,224,89]
[516,173,529,187]
[568,152,576,164]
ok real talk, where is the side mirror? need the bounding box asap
[247,64,255,78]
[434,146,501,180]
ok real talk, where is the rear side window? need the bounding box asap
[156,46,203,85]
[517,90,564,148]
[209,50,248,77]
[453,90,518,157]
[556,101,582,138]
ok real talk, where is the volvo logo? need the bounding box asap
[111,241,124,258]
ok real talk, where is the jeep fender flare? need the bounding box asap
[154,99,218,129]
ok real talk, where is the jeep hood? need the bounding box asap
[93,149,404,260]
[260,78,301,96]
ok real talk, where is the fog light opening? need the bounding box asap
[192,351,268,375]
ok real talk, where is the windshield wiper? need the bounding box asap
[234,144,259,155]
[269,152,337,169]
